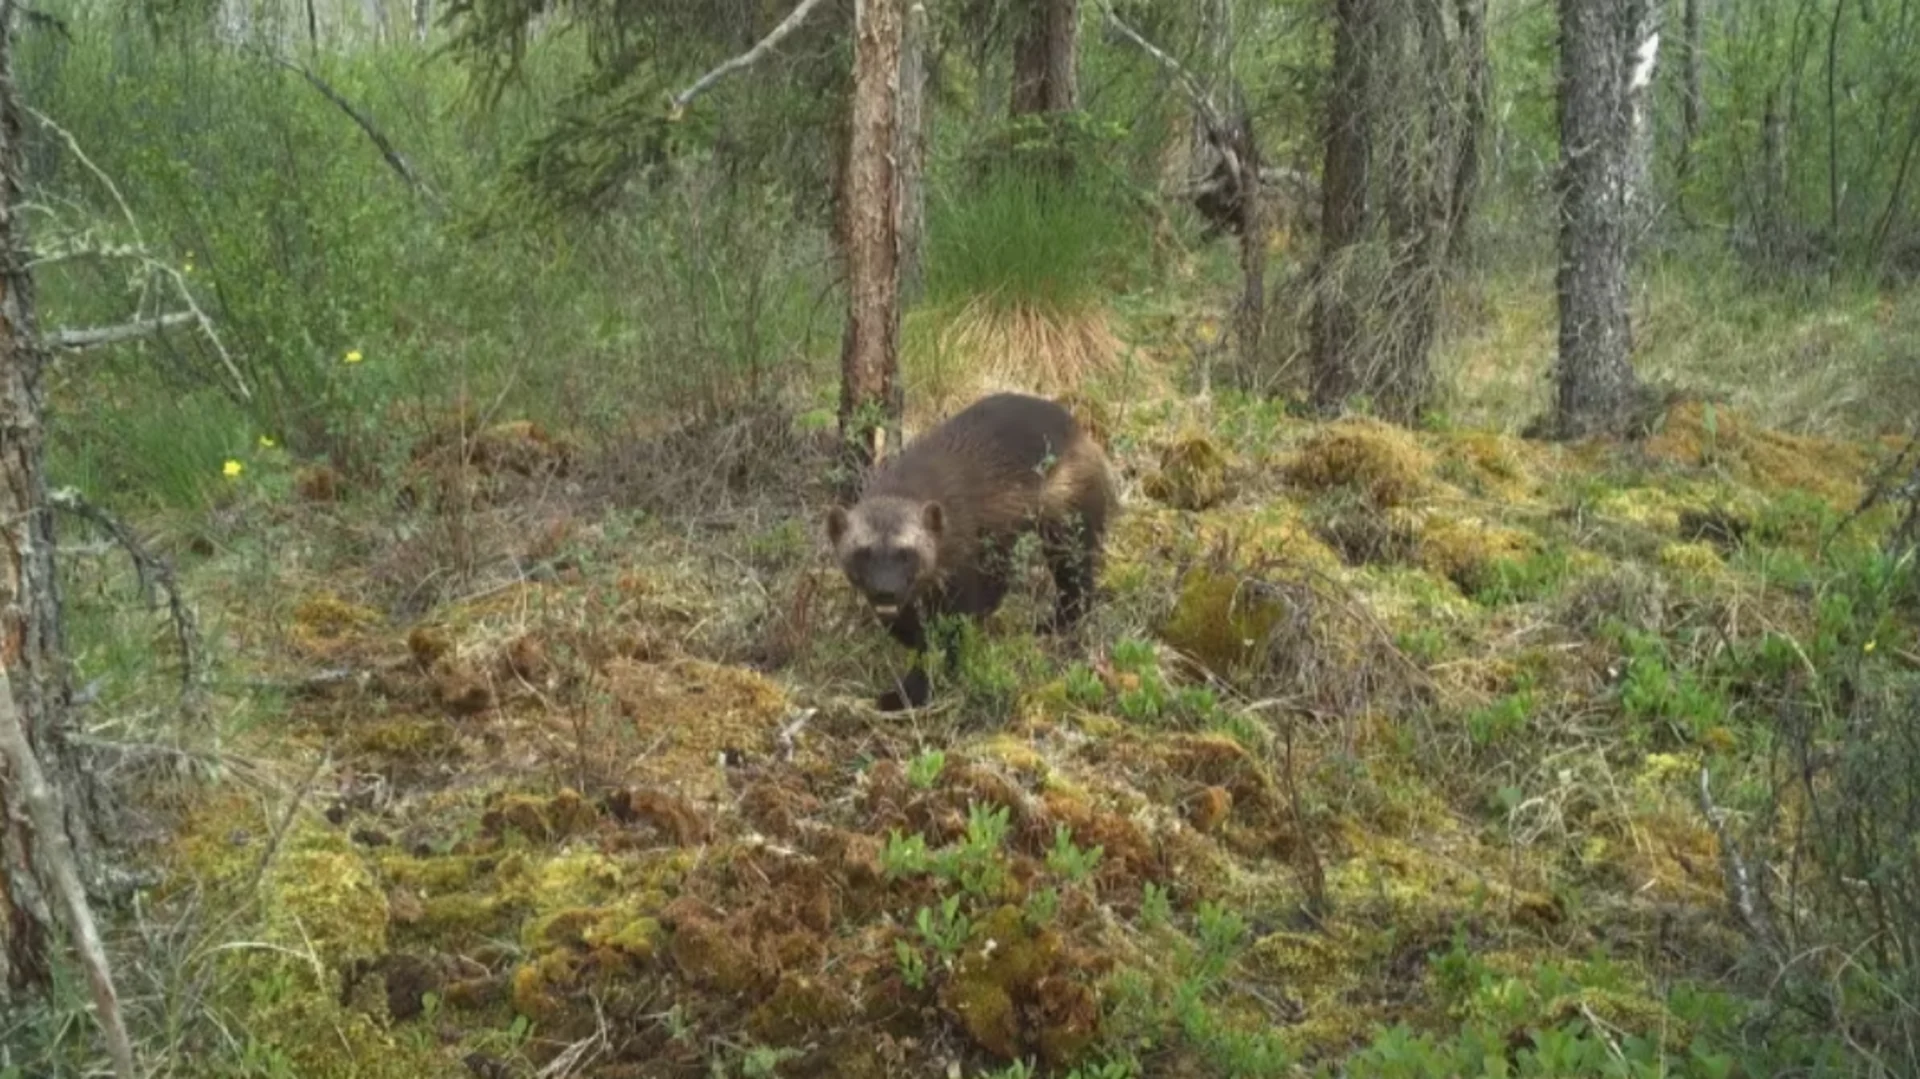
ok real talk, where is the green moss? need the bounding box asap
[1160,568,1284,679]
[1143,433,1235,510]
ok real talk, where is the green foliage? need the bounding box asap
[21,20,830,508]
[908,746,948,790]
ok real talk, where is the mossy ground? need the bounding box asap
[68,337,1918,1078]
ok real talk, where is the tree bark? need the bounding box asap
[1376,0,1456,422]
[1624,0,1662,244]
[0,0,108,1002]
[1448,0,1488,257]
[1228,106,1267,379]
[1010,0,1079,116]
[1310,0,1376,411]
[837,0,906,475]
[896,0,929,304]
[1553,0,1644,439]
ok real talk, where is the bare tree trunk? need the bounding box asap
[0,14,122,1065]
[1376,0,1456,422]
[1448,0,1488,257]
[413,0,432,43]
[1311,0,1375,412]
[897,0,929,303]
[1011,0,1079,115]
[1553,0,1644,439]
[837,0,906,474]
[1228,102,1267,379]
[1676,0,1703,204]
[1624,0,1663,244]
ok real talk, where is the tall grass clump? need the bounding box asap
[923,167,1138,316]
[909,158,1146,408]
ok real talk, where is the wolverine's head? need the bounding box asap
[826,496,943,615]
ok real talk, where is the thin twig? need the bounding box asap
[775,708,817,762]
[0,666,137,1079]
[668,0,832,118]
[1097,2,1222,129]
[45,310,194,351]
[48,487,205,716]
[256,49,434,201]
[24,106,251,401]
[1698,764,1782,959]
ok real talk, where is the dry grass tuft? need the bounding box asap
[903,300,1141,425]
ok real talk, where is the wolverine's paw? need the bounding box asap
[877,670,932,712]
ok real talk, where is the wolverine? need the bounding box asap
[827,392,1117,712]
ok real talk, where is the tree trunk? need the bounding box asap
[1228,105,1267,380]
[413,0,432,43]
[1448,0,1488,257]
[1676,0,1702,202]
[1553,0,1644,439]
[1310,0,1375,411]
[1010,0,1078,115]
[1376,0,1456,422]
[837,0,906,476]
[0,0,108,1001]
[896,0,929,304]
[1624,0,1662,245]
[1192,0,1232,178]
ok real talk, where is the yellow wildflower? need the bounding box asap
[344,349,364,365]
[222,459,244,478]
[1864,640,1877,654]
[258,435,276,448]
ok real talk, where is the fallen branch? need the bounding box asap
[1698,764,1782,959]
[0,665,137,1079]
[24,107,251,402]
[775,707,817,762]
[48,487,205,715]
[258,50,433,200]
[668,0,832,119]
[44,311,194,351]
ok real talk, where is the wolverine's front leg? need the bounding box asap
[877,603,932,712]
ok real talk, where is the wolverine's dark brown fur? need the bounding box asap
[827,392,1116,711]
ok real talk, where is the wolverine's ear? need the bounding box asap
[827,506,849,546]
[921,502,945,537]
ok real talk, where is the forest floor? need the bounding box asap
[65,302,1920,1078]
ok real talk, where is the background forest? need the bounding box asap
[1,0,1918,1075]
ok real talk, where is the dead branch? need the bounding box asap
[668,0,832,119]
[0,666,137,1079]
[1698,764,1783,960]
[1096,2,1221,129]
[47,487,205,715]
[775,707,817,762]
[45,311,195,351]
[23,108,251,402]
[258,51,433,200]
